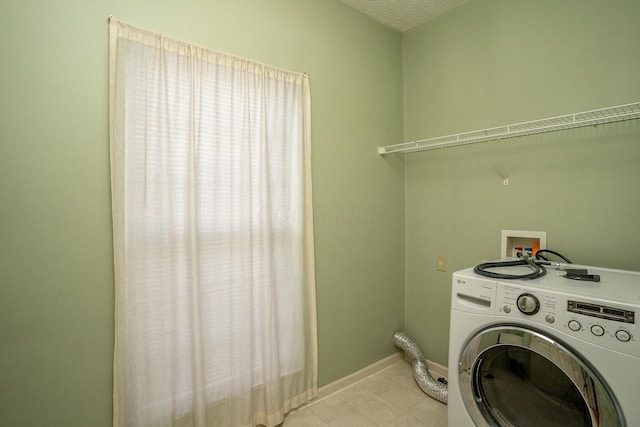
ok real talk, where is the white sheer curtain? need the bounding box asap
[109,19,317,427]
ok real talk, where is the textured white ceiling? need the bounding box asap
[339,0,471,32]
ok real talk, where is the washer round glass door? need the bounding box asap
[459,325,624,427]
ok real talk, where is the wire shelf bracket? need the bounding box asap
[377,102,640,155]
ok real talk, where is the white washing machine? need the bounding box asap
[448,262,640,427]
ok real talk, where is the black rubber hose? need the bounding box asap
[474,257,547,280]
[535,249,572,264]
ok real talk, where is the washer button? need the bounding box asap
[568,320,581,331]
[545,315,555,324]
[616,330,632,342]
[503,306,511,314]
[591,325,605,336]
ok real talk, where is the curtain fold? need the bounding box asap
[109,19,317,427]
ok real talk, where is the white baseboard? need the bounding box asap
[288,352,448,417]
[316,352,449,400]
[317,352,403,399]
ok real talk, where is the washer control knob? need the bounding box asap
[545,315,555,324]
[516,293,540,315]
[568,320,582,331]
[591,325,605,336]
[616,330,632,342]
[503,306,511,314]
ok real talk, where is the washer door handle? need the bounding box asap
[473,357,484,403]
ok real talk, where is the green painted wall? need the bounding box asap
[0,0,404,425]
[6,0,640,424]
[402,0,640,366]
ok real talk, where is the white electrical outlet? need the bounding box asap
[437,255,447,272]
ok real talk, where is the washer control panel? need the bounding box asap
[496,283,640,358]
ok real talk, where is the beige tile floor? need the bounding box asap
[280,360,447,426]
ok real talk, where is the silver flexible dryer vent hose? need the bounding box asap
[392,331,448,404]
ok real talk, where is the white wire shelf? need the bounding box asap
[377,102,640,155]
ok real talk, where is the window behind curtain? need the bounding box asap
[109,19,317,427]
